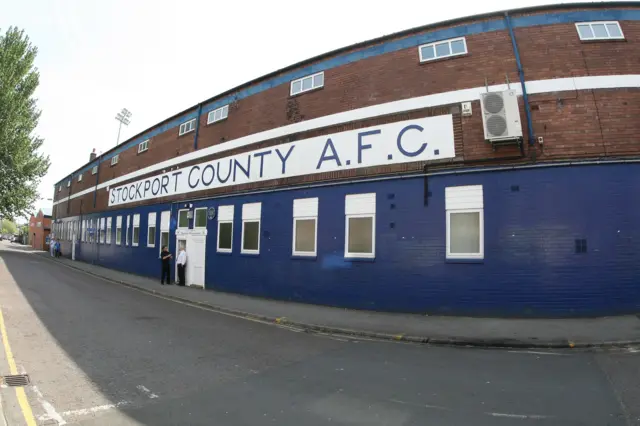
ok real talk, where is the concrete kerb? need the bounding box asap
[38,254,640,350]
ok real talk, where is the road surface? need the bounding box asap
[0,241,639,425]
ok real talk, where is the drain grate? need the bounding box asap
[2,374,30,387]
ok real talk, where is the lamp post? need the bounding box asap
[115,108,132,146]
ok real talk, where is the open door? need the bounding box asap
[187,234,206,288]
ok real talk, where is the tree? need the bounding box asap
[0,27,50,218]
[1,219,17,235]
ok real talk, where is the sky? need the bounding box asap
[1,0,614,215]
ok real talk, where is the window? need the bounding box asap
[290,71,324,96]
[132,214,140,246]
[217,205,234,253]
[241,202,261,254]
[138,140,149,153]
[126,215,130,245]
[345,193,376,258]
[194,208,207,228]
[67,180,71,187]
[445,185,484,260]
[92,166,98,175]
[147,212,157,247]
[160,211,170,256]
[116,216,122,245]
[419,37,467,62]
[78,174,83,182]
[179,119,196,136]
[292,198,318,256]
[111,155,119,166]
[99,218,105,244]
[106,217,112,244]
[576,21,624,40]
[207,105,229,124]
[178,209,189,228]
[58,186,61,192]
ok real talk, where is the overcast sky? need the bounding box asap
[2,0,613,214]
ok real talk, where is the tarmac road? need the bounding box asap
[0,241,639,425]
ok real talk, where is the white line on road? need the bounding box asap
[31,385,66,425]
[57,400,130,417]
[485,411,551,419]
[136,384,159,399]
[507,350,569,356]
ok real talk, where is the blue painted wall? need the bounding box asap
[55,163,640,317]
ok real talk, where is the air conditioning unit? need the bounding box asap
[480,90,523,142]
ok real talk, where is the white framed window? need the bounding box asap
[241,202,261,254]
[445,185,484,260]
[160,211,170,256]
[106,217,112,244]
[111,155,119,166]
[138,140,149,153]
[178,209,189,228]
[91,166,98,175]
[419,37,467,62]
[179,119,196,136]
[345,193,376,258]
[293,198,318,257]
[116,216,122,245]
[217,205,234,253]
[99,218,105,244]
[126,215,131,245]
[67,180,71,187]
[576,21,624,40]
[194,208,207,228]
[132,214,140,246]
[78,173,83,182]
[58,186,61,192]
[147,212,156,247]
[207,105,229,125]
[290,71,324,96]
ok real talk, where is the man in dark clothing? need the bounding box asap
[160,246,172,285]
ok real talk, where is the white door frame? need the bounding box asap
[175,228,207,287]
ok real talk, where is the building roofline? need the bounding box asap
[54,1,640,185]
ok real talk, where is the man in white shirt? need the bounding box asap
[176,246,187,286]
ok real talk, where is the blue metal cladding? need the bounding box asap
[56,163,640,317]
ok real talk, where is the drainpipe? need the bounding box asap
[93,155,101,208]
[193,103,203,151]
[505,12,535,146]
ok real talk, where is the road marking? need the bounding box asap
[136,385,158,399]
[0,308,37,426]
[389,398,451,411]
[31,384,66,425]
[485,411,551,419]
[507,350,568,356]
[56,400,130,417]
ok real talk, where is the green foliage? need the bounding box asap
[1,219,17,235]
[0,27,50,218]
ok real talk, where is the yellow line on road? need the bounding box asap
[0,308,37,426]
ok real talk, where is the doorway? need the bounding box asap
[175,229,206,288]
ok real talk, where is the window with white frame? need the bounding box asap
[116,216,122,245]
[194,208,207,228]
[147,212,156,247]
[126,215,131,245]
[106,217,112,244]
[290,71,324,96]
[91,166,98,175]
[293,198,318,256]
[78,173,83,182]
[58,186,61,192]
[345,193,376,258]
[99,218,105,244]
[138,140,149,153]
[445,185,484,260]
[217,205,234,253]
[576,21,624,40]
[419,37,467,62]
[160,211,170,255]
[67,180,71,187]
[179,119,196,136]
[132,214,140,246]
[111,155,119,166]
[178,209,189,228]
[241,202,261,254]
[207,105,229,125]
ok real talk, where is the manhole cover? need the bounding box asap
[2,374,30,387]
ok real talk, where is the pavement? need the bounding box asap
[1,241,640,425]
[29,247,640,349]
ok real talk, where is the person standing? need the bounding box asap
[160,246,172,285]
[176,245,187,286]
